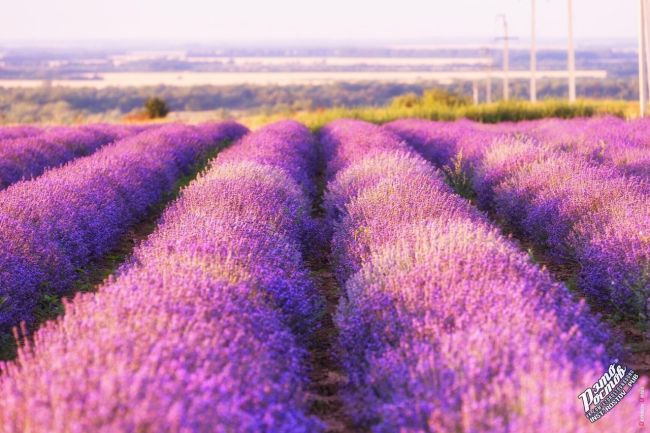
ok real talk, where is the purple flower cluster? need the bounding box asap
[0,124,145,189]
[179,119,324,331]
[386,118,498,167]
[322,119,637,432]
[486,143,650,317]
[505,113,650,177]
[0,120,322,433]
[511,116,650,179]
[216,119,324,255]
[388,119,650,319]
[0,125,42,141]
[218,120,319,196]
[0,121,248,333]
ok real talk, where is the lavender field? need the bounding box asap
[0,117,648,432]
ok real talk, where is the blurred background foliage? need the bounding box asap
[0,78,637,125]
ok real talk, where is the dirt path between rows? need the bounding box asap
[304,145,361,433]
[306,259,358,433]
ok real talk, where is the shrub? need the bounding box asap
[144,97,169,119]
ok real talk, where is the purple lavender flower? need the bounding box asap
[0,121,248,333]
[0,125,42,141]
[388,118,650,319]
[0,124,148,189]
[0,120,323,432]
[323,119,638,432]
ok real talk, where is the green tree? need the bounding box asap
[144,97,169,119]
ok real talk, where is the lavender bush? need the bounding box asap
[323,119,639,432]
[0,121,248,333]
[387,119,650,319]
[0,122,322,433]
[513,116,650,179]
[0,125,42,141]
[0,124,147,189]
[0,120,323,433]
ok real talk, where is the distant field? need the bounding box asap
[182,56,492,66]
[0,69,607,88]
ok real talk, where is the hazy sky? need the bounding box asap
[0,0,638,43]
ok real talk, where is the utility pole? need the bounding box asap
[643,0,650,110]
[483,46,493,103]
[530,0,537,102]
[486,64,493,103]
[640,0,647,116]
[497,15,510,101]
[567,0,576,102]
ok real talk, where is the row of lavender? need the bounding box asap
[0,125,42,141]
[387,119,650,321]
[391,116,650,180]
[0,121,323,432]
[512,116,650,179]
[0,122,247,335]
[322,120,638,432]
[0,124,151,189]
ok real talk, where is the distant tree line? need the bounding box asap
[0,77,641,124]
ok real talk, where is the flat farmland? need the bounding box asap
[0,69,607,88]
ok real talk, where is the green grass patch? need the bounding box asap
[243,92,635,131]
[442,151,476,201]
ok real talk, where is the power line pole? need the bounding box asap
[486,54,493,103]
[530,0,537,102]
[640,0,647,116]
[497,15,510,101]
[567,0,576,102]
[643,0,650,112]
